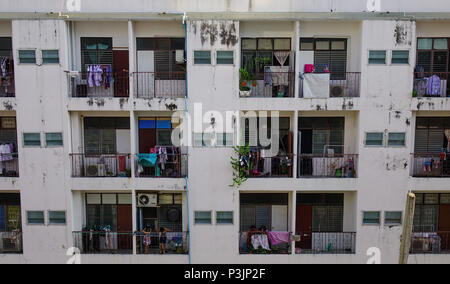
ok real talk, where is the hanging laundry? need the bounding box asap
[267,231,290,246]
[427,75,441,96]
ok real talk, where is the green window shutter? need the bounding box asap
[42,50,60,64]
[19,50,36,64]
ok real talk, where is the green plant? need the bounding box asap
[230,145,250,188]
[239,68,251,91]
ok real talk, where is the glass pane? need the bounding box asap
[331,41,346,50]
[7,206,21,231]
[102,194,117,205]
[274,39,290,50]
[49,211,66,224]
[27,211,44,224]
[424,194,439,205]
[42,50,59,64]
[392,51,409,64]
[118,194,132,205]
[159,194,173,205]
[363,212,380,224]
[1,118,16,129]
[258,39,273,50]
[316,41,330,50]
[242,39,257,50]
[194,51,211,64]
[19,50,36,63]
[217,211,233,224]
[441,194,450,204]
[388,133,405,146]
[136,38,155,51]
[434,39,448,50]
[157,129,172,146]
[366,133,384,146]
[156,119,172,129]
[23,133,41,146]
[217,51,234,64]
[369,50,386,64]
[139,119,156,129]
[86,194,101,205]
[195,211,211,224]
[174,194,182,205]
[385,212,402,224]
[418,38,433,50]
[46,133,63,146]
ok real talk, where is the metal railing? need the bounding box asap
[239,231,291,254]
[411,153,450,178]
[72,231,189,255]
[133,72,186,99]
[0,231,22,253]
[0,72,15,97]
[411,232,450,254]
[413,72,450,98]
[70,154,131,178]
[295,232,356,254]
[243,154,294,178]
[0,153,19,177]
[136,231,189,255]
[298,154,358,178]
[68,72,130,98]
[135,153,188,178]
[242,72,295,98]
[299,72,361,98]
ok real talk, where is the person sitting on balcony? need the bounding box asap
[159,227,171,254]
[142,225,152,254]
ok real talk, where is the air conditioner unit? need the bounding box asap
[175,50,185,64]
[85,164,106,177]
[137,193,158,208]
[330,85,344,97]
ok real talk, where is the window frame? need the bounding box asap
[45,132,63,147]
[18,49,37,64]
[216,211,234,225]
[193,50,212,65]
[23,132,41,147]
[194,211,212,225]
[416,37,450,73]
[48,210,67,225]
[364,132,385,147]
[27,210,45,225]
[384,211,403,226]
[391,50,410,65]
[362,211,381,226]
[387,132,406,147]
[41,49,60,64]
[368,50,387,65]
[216,50,235,65]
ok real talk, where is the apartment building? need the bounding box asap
[0,0,450,264]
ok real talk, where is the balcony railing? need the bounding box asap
[241,72,295,98]
[298,154,358,178]
[411,153,450,178]
[0,231,22,253]
[70,154,131,178]
[136,231,189,255]
[239,231,291,254]
[133,72,186,99]
[0,153,19,177]
[243,153,294,178]
[413,72,450,98]
[0,72,15,98]
[295,232,356,254]
[135,153,188,178]
[68,72,130,98]
[73,231,189,255]
[411,232,450,254]
[299,72,361,98]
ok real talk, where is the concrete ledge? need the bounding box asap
[412,97,450,111]
[71,177,133,191]
[240,178,358,191]
[410,177,450,191]
[135,177,186,191]
[79,254,189,264]
[0,178,20,191]
[0,97,16,112]
[239,97,359,111]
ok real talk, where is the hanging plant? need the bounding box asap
[230,145,250,188]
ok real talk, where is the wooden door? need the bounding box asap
[113,50,129,97]
[139,129,156,153]
[439,205,450,251]
[296,205,312,250]
[117,204,132,251]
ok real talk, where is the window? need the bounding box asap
[216,133,234,147]
[81,37,113,71]
[388,133,406,147]
[363,211,381,225]
[85,193,132,231]
[0,193,21,231]
[27,211,45,225]
[417,38,449,73]
[136,38,185,79]
[216,51,234,65]
[23,133,41,147]
[195,211,212,224]
[42,50,59,64]
[369,50,386,64]
[241,38,291,75]
[297,193,344,232]
[194,51,211,64]
[244,117,291,152]
[298,117,344,154]
[45,133,63,147]
[84,117,130,154]
[0,117,17,150]
[385,211,402,225]
[414,117,450,153]
[48,211,66,225]
[365,132,384,146]
[299,38,314,51]
[0,37,12,57]
[18,50,36,64]
[392,50,409,64]
[138,117,177,153]
[216,211,233,224]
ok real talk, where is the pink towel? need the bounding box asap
[267,231,290,245]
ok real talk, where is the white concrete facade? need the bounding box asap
[0,0,449,264]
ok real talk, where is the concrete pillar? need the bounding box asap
[293,110,298,179]
[128,20,135,99]
[290,190,297,255]
[294,21,301,98]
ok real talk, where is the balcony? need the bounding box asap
[299,72,361,98]
[413,72,450,98]
[73,231,189,255]
[411,232,450,254]
[295,231,356,254]
[242,153,294,178]
[133,72,186,99]
[240,71,295,98]
[0,72,15,98]
[70,154,131,178]
[68,72,130,98]
[0,153,19,177]
[135,153,188,178]
[0,231,22,254]
[411,153,450,178]
[298,154,358,178]
[239,231,291,255]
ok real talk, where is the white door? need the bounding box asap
[137,50,155,97]
[271,205,288,231]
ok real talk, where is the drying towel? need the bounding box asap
[137,153,157,167]
[251,234,271,251]
[267,231,290,246]
[118,155,127,172]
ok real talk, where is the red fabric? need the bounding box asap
[304,64,315,73]
[118,156,126,172]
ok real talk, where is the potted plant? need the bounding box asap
[239,68,251,97]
